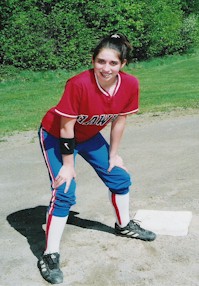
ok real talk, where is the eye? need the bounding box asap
[110,61,119,66]
[97,59,105,64]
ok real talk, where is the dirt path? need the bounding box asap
[0,111,199,286]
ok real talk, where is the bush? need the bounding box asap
[180,14,199,52]
[0,0,198,70]
[1,6,54,69]
[143,0,183,57]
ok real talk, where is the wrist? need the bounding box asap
[60,137,75,155]
[62,153,75,165]
[109,152,118,158]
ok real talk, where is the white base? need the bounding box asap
[133,210,192,236]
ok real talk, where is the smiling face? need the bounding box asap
[92,48,126,88]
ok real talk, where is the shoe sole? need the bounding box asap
[115,231,156,241]
[37,260,63,284]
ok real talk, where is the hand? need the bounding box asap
[52,165,76,193]
[107,154,128,173]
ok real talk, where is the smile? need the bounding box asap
[100,72,112,78]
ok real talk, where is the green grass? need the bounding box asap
[126,50,199,113]
[1,50,199,134]
[0,68,79,134]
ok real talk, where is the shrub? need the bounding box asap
[0,0,198,70]
[180,14,199,52]
[140,0,184,58]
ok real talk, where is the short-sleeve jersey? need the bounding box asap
[41,69,139,143]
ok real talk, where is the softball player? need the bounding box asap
[38,33,156,284]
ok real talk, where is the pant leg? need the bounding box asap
[77,133,132,227]
[77,133,132,194]
[38,127,76,217]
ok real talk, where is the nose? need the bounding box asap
[102,63,110,72]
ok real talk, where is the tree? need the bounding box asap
[0,0,198,70]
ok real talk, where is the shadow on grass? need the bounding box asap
[7,206,115,259]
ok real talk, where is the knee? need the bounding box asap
[49,180,76,217]
[108,167,132,194]
[110,187,130,195]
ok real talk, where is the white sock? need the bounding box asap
[109,191,130,228]
[44,214,68,254]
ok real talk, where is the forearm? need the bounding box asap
[109,115,126,157]
[61,153,74,168]
[60,117,76,167]
[53,116,77,192]
[60,118,75,138]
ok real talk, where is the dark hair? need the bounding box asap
[92,33,132,64]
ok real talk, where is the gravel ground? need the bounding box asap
[0,111,199,286]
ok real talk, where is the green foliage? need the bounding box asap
[180,0,199,15]
[181,14,199,51]
[0,0,199,70]
[141,0,183,57]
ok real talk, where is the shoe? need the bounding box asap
[115,220,156,241]
[37,252,63,284]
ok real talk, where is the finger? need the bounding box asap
[64,179,71,193]
[119,165,128,172]
[53,177,64,189]
[52,179,59,188]
[53,174,60,183]
[64,174,76,193]
[107,165,113,173]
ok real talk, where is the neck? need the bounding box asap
[98,76,118,95]
[94,72,121,97]
[98,76,117,89]
[100,76,118,97]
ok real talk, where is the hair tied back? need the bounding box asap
[111,34,120,39]
[92,32,132,64]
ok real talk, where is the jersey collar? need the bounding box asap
[94,72,121,97]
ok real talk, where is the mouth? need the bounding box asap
[100,72,112,79]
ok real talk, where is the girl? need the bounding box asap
[38,33,156,284]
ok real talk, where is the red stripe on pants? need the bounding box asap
[45,214,52,251]
[111,193,121,225]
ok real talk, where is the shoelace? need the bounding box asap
[130,219,144,230]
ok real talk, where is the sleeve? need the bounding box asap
[55,79,81,118]
[120,77,139,115]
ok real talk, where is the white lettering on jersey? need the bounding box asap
[96,114,118,126]
[76,114,118,126]
[76,115,88,124]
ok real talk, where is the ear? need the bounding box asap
[92,57,95,65]
[121,59,127,69]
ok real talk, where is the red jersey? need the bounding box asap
[41,69,139,143]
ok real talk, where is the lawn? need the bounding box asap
[127,50,199,113]
[0,50,199,134]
